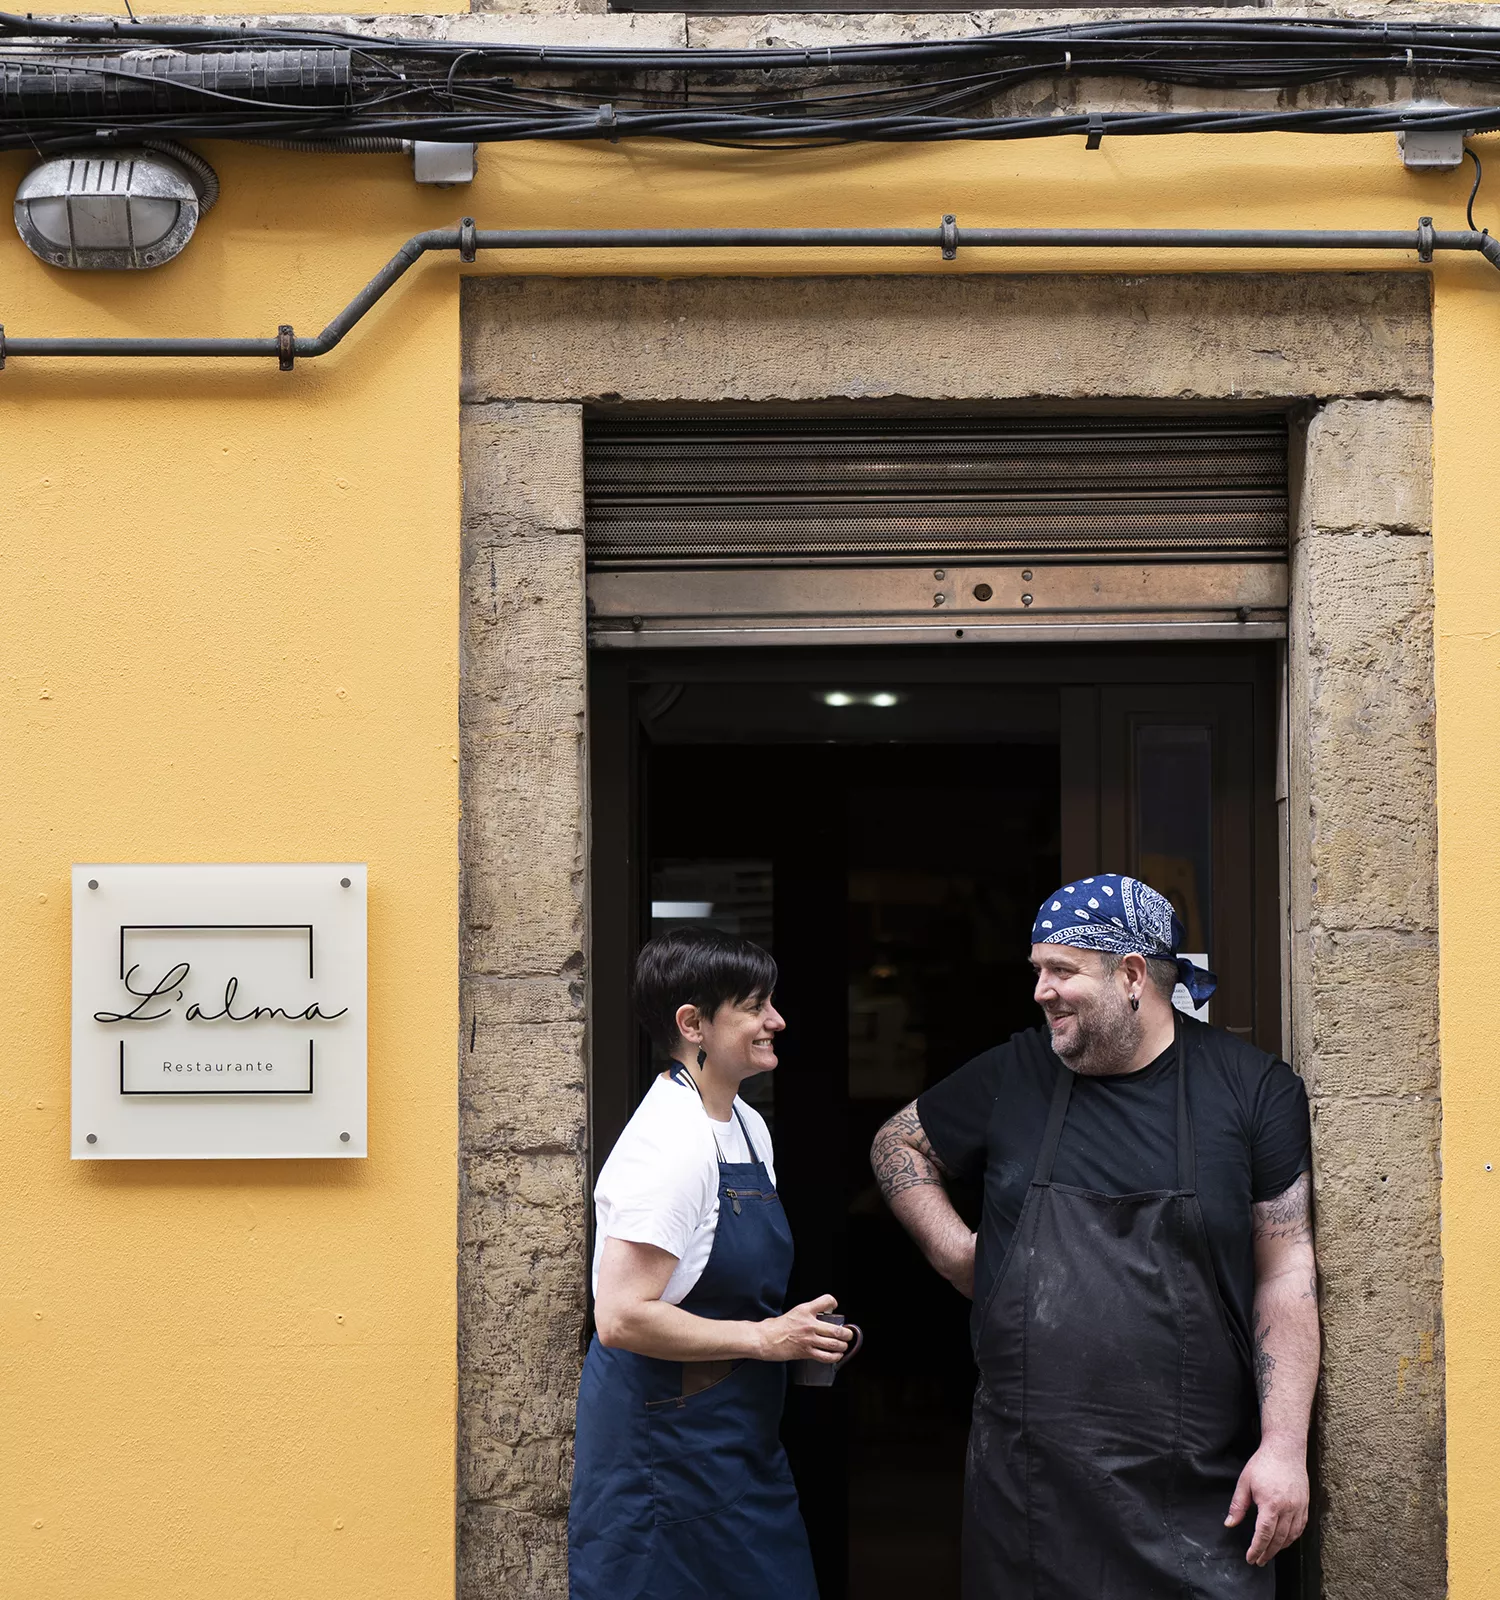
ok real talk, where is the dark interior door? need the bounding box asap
[587,646,1287,1599]
[1061,682,1281,1049]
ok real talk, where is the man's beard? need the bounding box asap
[1047,986,1143,1077]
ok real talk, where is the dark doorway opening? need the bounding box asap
[649,740,1059,1598]
[589,645,1291,1600]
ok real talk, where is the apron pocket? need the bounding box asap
[646,1359,780,1527]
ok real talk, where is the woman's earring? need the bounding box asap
[1129,993,1140,1012]
[696,1047,707,1069]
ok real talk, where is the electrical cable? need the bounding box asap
[139,135,219,209]
[8,17,1500,150]
[1467,144,1485,234]
[247,137,406,153]
[11,15,1500,70]
[14,104,1498,150]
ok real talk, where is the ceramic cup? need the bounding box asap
[791,1312,864,1387]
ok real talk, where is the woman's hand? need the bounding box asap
[755,1294,855,1364]
[596,1242,851,1364]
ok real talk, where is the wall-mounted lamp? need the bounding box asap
[14,146,217,270]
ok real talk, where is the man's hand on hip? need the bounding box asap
[1225,1434,1309,1566]
[928,1227,976,1298]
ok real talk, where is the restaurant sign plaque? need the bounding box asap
[72,864,367,1159]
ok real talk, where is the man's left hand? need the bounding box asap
[1225,1435,1309,1566]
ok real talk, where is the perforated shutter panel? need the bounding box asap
[584,414,1288,566]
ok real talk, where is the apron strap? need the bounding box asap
[670,1064,761,1169]
[1033,1058,1074,1187]
[731,1104,763,1169]
[669,1063,696,1099]
[1035,1015,1196,1192]
[1174,1015,1196,1193]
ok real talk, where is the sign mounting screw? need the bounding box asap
[340,877,351,888]
[340,1131,351,1143]
[87,879,98,890]
[86,1133,97,1144]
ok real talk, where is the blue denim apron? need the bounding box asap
[568,1070,818,1600]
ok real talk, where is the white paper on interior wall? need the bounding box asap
[1172,953,1211,1024]
[71,864,367,1159]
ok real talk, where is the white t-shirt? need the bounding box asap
[591,1072,777,1306]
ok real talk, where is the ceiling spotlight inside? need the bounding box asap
[15,147,217,270]
[820,690,903,709]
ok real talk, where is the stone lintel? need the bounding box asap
[463,274,1432,408]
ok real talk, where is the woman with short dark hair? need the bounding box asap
[568,926,850,1600]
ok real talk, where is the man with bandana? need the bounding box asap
[872,875,1316,1600]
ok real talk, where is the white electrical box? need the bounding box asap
[411,140,477,186]
[1398,128,1466,170]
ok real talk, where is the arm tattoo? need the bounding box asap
[1251,1172,1313,1246]
[871,1103,950,1201]
[1253,1313,1277,1403]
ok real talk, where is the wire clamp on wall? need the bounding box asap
[941,214,959,261]
[459,216,477,263]
[1418,216,1436,262]
[278,323,295,371]
[1086,114,1105,151]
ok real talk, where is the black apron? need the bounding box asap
[963,1021,1271,1599]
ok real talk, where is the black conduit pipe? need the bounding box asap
[3,216,1498,370]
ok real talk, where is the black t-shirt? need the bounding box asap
[916,1017,1311,1357]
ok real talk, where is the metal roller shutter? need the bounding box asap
[584,412,1288,646]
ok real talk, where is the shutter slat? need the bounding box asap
[584,413,1287,566]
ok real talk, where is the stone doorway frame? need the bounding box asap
[456,271,1442,1600]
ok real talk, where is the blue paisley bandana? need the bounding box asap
[1031,874,1218,1005]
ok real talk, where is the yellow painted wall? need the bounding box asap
[1,124,1496,1596]
[0,148,464,1599]
[1431,274,1500,1600]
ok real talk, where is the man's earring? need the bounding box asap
[696,1047,707,1069]
[1129,993,1140,1012]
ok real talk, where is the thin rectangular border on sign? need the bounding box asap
[120,924,315,979]
[110,921,323,1096]
[120,1038,316,1097]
